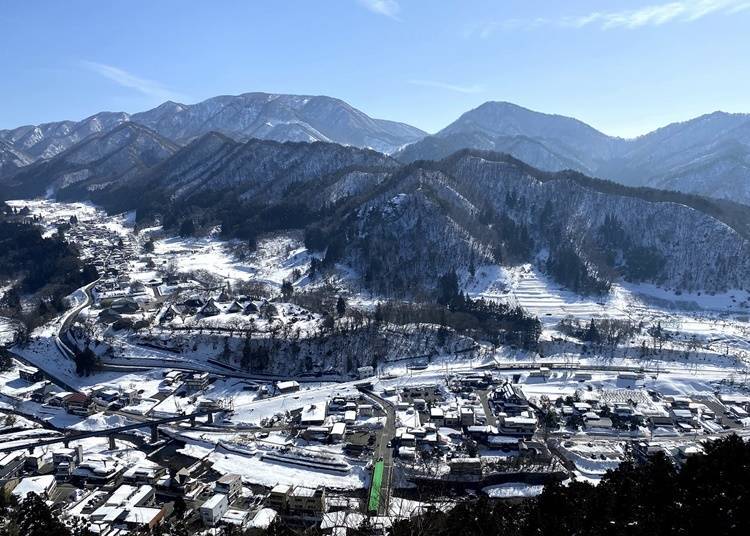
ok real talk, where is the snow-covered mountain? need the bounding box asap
[0,92,425,178]
[77,135,750,294]
[90,134,397,217]
[131,93,426,153]
[4,95,749,204]
[313,150,750,295]
[0,112,130,161]
[396,102,617,172]
[396,102,750,205]
[0,139,33,178]
[2,123,179,199]
[599,111,750,200]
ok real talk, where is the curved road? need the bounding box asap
[55,279,98,360]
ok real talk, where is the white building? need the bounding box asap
[330,421,347,441]
[277,380,300,393]
[200,493,229,526]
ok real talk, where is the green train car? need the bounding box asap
[368,460,385,513]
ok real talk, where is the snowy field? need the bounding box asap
[469,263,750,322]
[0,317,19,346]
[6,199,133,238]
[467,263,750,365]
[151,231,312,289]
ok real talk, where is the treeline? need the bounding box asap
[290,270,542,348]
[373,298,540,349]
[546,244,611,295]
[389,434,750,536]
[159,195,324,250]
[365,270,541,349]
[557,317,640,347]
[443,149,750,240]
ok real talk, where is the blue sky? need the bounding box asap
[1,0,749,137]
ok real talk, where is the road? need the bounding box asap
[55,278,98,360]
[8,276,105,394]
[7,278,102,394]
[360,387,396,515]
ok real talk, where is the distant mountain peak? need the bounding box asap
[0,91,426,173]
[128,91,427,153]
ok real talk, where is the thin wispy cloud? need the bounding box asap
[565,0,750,29]
[409,79,486,94]
[357,0,401,21]
[81,61,188,102]
[470,0,750,37]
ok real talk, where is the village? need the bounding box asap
[3,353,750,534]
[1,200,750,535]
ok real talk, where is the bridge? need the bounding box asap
[0,411,213,454]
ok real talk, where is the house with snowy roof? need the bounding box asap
[199,298,221,317]
[11,475,56,500]
[227,300,244,313]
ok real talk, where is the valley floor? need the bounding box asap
[1,198,749,533]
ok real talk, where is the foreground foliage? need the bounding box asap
[391,435,750,536]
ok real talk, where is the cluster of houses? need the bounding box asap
[293,394,377,453]
[188,473,330,531]
[0,440,208,534]
[542,387,750,435]
[19,373,143,417]
[0,425,297,535]
[387,382,545,473]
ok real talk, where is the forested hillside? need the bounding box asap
[68,141,750,296]
[0,203,96,328]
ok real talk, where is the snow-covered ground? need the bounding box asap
[0,317,19,346]
[6,199,132,238]
[470,263,750,323]
[150,231,312,290]
[483,482,545,498]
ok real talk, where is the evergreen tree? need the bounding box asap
[336,296,347,317]
[281,280,294,300]
[583,318,601,343]
[75,347,97,376]
[241,335,252,371]
[436,270,460,306]
[178,219,195,237]
[5,492,74,536]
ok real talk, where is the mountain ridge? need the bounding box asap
[396,102,750,204]
[0,92,426,165]
[65,137,750,295]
